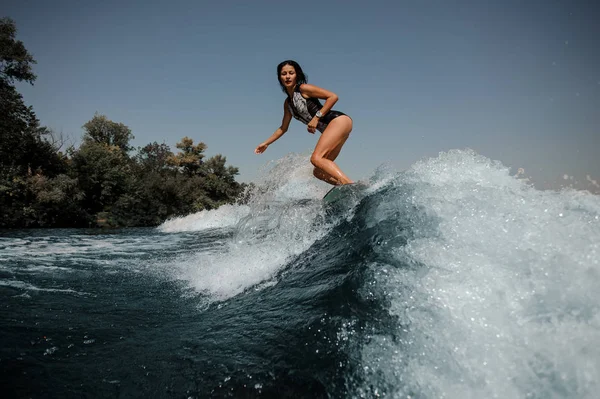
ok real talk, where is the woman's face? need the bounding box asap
[280,64,297,89]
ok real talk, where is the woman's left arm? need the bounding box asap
[300,84,338,116]
[300,84,338,134]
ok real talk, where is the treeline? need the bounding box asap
[0,18,244,228]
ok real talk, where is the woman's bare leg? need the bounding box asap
[313,168,339,184]
[312,139,348,184]
[310,116,353,185]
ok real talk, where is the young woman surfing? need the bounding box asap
[254,60,354,185]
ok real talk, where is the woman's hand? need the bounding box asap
[307,117,318,134]
[254,142,268,154]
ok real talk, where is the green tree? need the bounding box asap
[0,18,247,228]
[69,140,133,217]
[0,17,36,84]
[202,154,243,203]
[135,142,174,173]
[0,17,64,176]
[82,113,135,152]
[0,18,36,168]
[0,18,68,227]
[24,174,88,227]
[168,136,207,176]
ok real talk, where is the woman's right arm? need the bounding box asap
[255,99,293,154]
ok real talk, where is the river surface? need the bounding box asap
[2,150,599,398]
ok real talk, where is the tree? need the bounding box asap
[0,19,247,228]
[204,154,239,183]
[168,136,207,176]
[24,174,88,227]
[0,17,36,84]
[0,18,65,175]
[1,18,37,171]
[82,113,135,152]
[202,154,243,203]
[135,142,174,173]
[0,18,70,227]
[69,141,133,216]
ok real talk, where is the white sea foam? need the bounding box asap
[358,149,600,398]
[157,154,333,234]
[0,279,88,295]
[158,204,252,233]
[167,153,340,300]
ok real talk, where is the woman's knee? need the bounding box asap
[310,154,322,167]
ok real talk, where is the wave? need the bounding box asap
[161,149,599,397]
[341,149,599,398]
[158,203,252,232]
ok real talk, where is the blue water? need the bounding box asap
[1,150,599,398]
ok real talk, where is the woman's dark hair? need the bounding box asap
[277,60,307,94]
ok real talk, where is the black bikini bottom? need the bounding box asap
[317,110,348,132]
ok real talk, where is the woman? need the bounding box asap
[254,60,354,185]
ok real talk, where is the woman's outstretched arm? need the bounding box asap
[255,99,293,154]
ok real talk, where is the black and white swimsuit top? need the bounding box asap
[287,85,346,133]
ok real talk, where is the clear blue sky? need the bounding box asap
[6,0,600,188]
